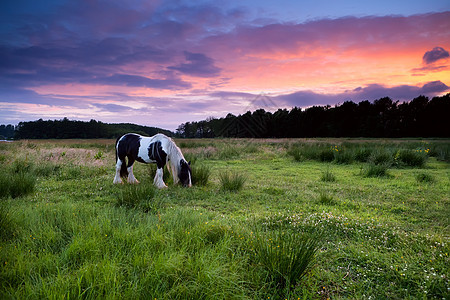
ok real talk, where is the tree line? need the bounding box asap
[0,124,15,140]
[1,94,448,140]
[176,94,450,138]
[9,118,173,139]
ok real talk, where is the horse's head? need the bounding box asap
[179,159,192,187]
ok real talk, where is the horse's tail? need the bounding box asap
[120,161,128,178]
[115,135,129,178]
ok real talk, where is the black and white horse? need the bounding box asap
[113,133,192,188]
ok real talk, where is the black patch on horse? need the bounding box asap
[147,141,167,169]
[116,133,141,178]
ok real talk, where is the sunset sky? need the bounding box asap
[1,0,449,130]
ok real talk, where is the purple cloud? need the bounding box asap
[92,103,135,113]
[423,47,449,64]
[276,81,449,108]
[86,74,191,89]
[168,51,221,77]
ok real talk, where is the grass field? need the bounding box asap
[0,138,449,299]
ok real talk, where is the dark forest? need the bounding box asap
[8,118,172,139]
[176,94,450,138]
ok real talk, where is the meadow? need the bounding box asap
[0,138,449,299]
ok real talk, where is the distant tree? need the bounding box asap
[0,124,15,139]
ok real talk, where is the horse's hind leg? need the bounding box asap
[127,158,139,184]
[153,167,167,189]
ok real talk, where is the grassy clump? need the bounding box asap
[362,163,391,177]
[252,226,319,294]
[218,144,241,159]
[34,163,61,177]
[12,158,34,174]
[334,149,353,164]
[354,147,373,162]
[362,149,393,177]
[415,172,435,183]
[320,167,336,182]
[9,173,36,198]
[287,146,304,162]
[191,164,211,186]
[116,183,156,211]
[395,149,427,167]
[0,203,16,241]
[318,148,335,162]
[219,171,246,192]
[369,149,393,166]
[317,192,337,205]
[0,159,36,199]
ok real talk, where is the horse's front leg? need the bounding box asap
[127,164,139,184]
[153,167,167,189]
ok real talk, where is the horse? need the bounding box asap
[113,133,192,188]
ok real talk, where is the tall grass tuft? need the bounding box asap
[395,149,427,167]
[34,163,61,177]
[362,163,390,178]
[369,149,393,166]
[0,203,16,241]
[0,160,36,199]
[415,172,435,183]
[218,144,241,159]
[252,226,319,293]
[9,173,36,198]
[354,147,373,162]
[317,192,337,205]
[0,173,10,198]
[116,183,156,211]
[287,146,304,162]
[320,167,336,182]
[12,158,34,174]
[318,148,335,162]
[191,164,211,186]
[334,149,353,164]
[219,171,246,192]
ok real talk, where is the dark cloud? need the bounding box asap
[421,80,449,94]
[423,47,450,65]
[168,51,221,77]
[86,74,192,90]
[276,81,449,107]
[0,86,90,108]
[209,91,256,99]
[91,103,135,113]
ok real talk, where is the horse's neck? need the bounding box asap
[168,143,183,164]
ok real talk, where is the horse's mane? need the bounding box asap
[163,136,185,184]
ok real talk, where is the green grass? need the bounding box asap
[116,182,157,211]
[321,167,337,182]
[415,172,435,183]
[251,225,320,296]
[191,164,211,186]
[362,162,391,177]
[0,138,449,299]
[219,171,247,192]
